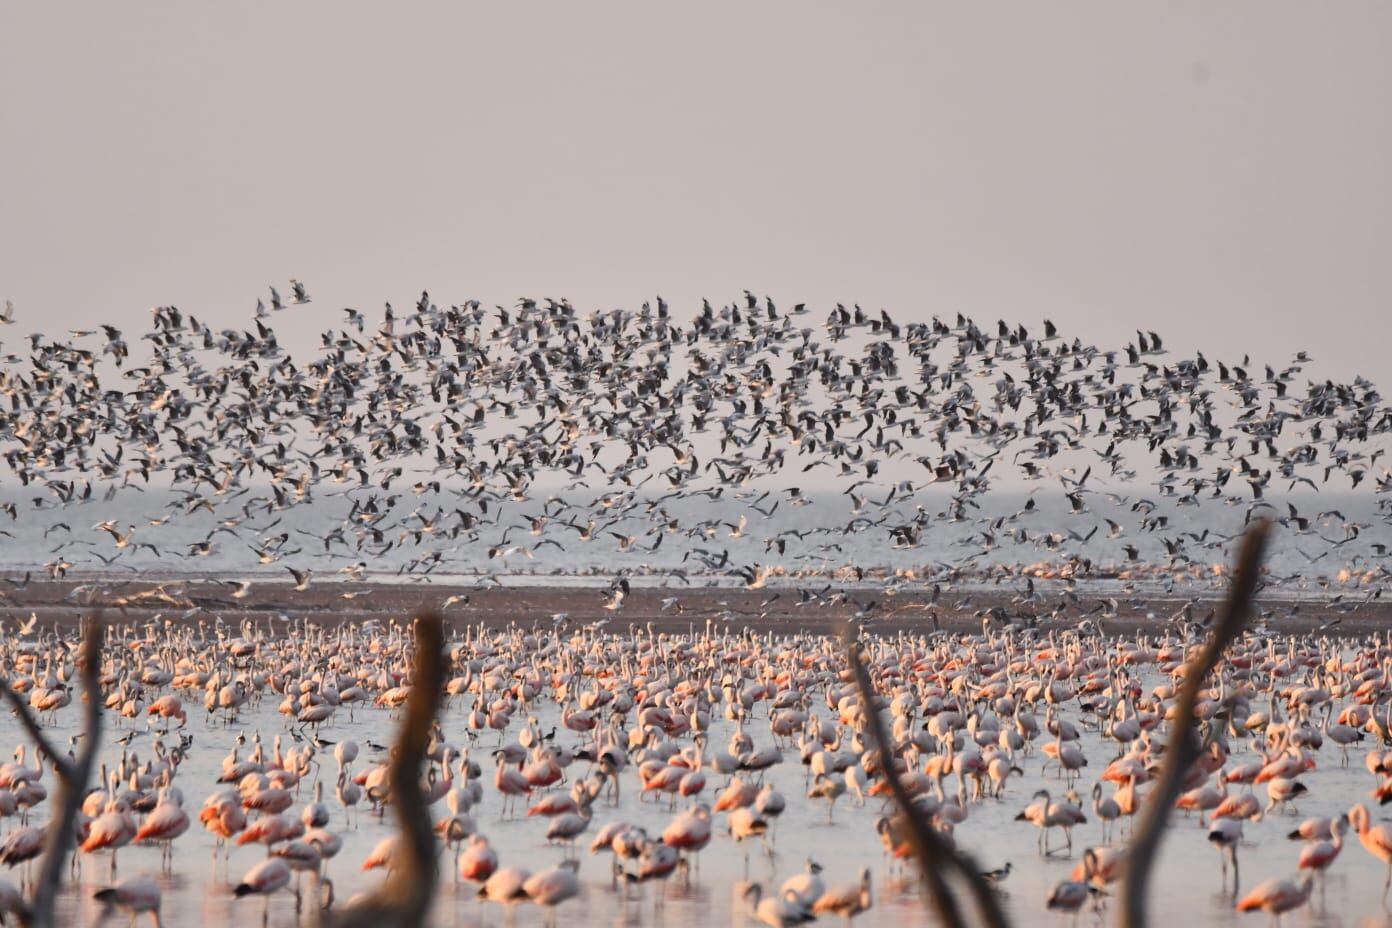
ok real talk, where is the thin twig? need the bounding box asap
[24,614,104,928]
[1120,520,1271,928]
[329,614,445,928]
[844,631,1011,928]
[0,683,70,779]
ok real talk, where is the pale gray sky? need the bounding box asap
[3,3,1389,376]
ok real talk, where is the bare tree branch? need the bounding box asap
[1120,520,1271,928]
[21,613,104,928]
[0,682,70,780]
[844,630,1010,928]
[328,614,445,928]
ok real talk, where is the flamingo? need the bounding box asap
[133,787,189,871]
[780,858,825,908]
[234,857,292,925]
[479,865,531,920]
[1016,789,1086,856]
[146,695,186,731]
[728,806,769,877]
[1297,815,1347,879]
[80,801,136,877]
[660,802,712,872]
[199,793,247,865]
[1235,874,1313,925]
[271,839,323,913]
[493,752,531,818]
[624,841,683,904]
[458,834,497,884]
[1046,879,1099,913]
[335,770,362,824]
[1091,782,1120,842]
[1347,803,1392,896]
[807,774,845,823]
[94,875,163,927]
[523,860,582,927]
[0,826,44,886]
[361,834,400,873]
[813,867,873,924]
[742,882,815,927]
[1208,818,1243,891]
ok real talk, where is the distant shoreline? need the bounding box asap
[1,576,1383,637]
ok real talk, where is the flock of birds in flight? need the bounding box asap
[0,285,1388,625]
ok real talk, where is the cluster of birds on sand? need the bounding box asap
[0,612,1391,925]
[0,287,1387,613]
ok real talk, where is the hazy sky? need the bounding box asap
[3,3,1389,378]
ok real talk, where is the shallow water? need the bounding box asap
[4,487,1387,587]
[8,651,1392,928]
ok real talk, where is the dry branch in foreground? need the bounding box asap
[844,630,1010,928]
[327,614,446,928]
[1119,519,1271,928]
[844,518,1271,928]
[0,613,104,928]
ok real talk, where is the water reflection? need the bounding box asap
[10,652,1392,926]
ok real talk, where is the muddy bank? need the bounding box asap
[1,576,1385,638]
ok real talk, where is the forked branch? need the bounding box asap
[844,630,1010,928]
[0,686,67,779]
[0,614,105,928]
